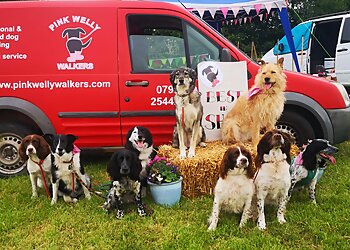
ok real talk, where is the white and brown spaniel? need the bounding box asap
[208,145,255,230]
[254,129,291,230]
[19,134,52,198]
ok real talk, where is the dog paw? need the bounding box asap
[137,208,147,217]
[199,142,207,148]
[51,199,57,205]
[188,152,195,158]
[72,198,78,203]
[208,223,217,231]
[257,221,266,230]
[85,193,91,200]
[180,150,187,159]
[116,210,124,219]
[31,194,38,199]
[277,216,286,224]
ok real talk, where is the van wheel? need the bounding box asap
[276,111,315,146]
[0,124,32,178]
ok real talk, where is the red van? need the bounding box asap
[1,0,350,177]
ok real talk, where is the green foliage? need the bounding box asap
[1,141,350,249]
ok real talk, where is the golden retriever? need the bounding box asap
[221,58,286,146]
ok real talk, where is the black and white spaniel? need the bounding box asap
[105,148,146,219]
[254,129,291,230]
[19,134,52,198]
[208,145,255,230]
[289,139,338,204]
[44,134,91,204]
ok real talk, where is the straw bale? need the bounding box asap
[157,141,300,198]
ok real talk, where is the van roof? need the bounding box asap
[302,11,350,24]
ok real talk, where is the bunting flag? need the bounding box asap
[220,7,229,18]
[232,7,240,17]
[254,4,262,14]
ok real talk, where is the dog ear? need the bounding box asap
[77,28,86,34]
[43,134,54,147]
[67,134,78,145]
[220,148,234,179]
[62,29,69,38]
[189,68,197,82]
[258,60,266,66]
[37,136,51,160]
[242,147,254,179]
[277,57,284,69]
[280,131,292,164]
[169,70,177,89]
[18,136,29,161]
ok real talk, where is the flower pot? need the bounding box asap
[147,176,182,207]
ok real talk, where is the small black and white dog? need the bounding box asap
[289,139,338,204]
[125,126,156,181]
[104,148,147,219]
[44,134,91,204]
[170,67,206,159]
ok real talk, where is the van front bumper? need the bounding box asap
[327,106,350,144]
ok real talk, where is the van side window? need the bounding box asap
[185,23,221,69]
[341,18,350,44]
[128,15,186,72]
[127,15,225,72]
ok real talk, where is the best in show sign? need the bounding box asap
[198,61,248,141]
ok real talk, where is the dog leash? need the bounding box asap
[73,171,105,199]
[32,159,51,198]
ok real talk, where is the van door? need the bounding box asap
[335,16,350,83]
[117,9,223,145]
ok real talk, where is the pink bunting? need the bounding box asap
[220,7,229,18]
[254,4,262,14]
[232,7,240,17]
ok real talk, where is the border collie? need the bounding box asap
[44,134,91,204]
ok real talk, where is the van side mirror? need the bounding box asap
[278,43,284,52]
[220,48,232,62]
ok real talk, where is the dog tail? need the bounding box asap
[82,38,92,48]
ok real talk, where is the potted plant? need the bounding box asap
[146,156,182,207]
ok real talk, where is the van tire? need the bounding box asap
[0,123,32,178]
[276,111,315,146]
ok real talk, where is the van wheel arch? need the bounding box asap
[276,106,323,146]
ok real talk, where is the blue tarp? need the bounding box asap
[274,21,312,55]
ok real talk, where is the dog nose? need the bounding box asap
[138,135,143,140]
[28,148,33,153]
[179,79,184,85]
[240,158,248,165]
[264,77,270,83]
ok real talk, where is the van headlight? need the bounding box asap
[330,81,350,107]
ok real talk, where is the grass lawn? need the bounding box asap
[1,142,350,249]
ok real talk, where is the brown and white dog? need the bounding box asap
[170,67,206,159]
[221,58,286,146]
[253,129,291,230]
[208,145,255,230]
[19,134,52,198]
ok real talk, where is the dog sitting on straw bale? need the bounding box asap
[221,58,286,146]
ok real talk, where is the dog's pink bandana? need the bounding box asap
[73,145,81,154]
[247,87,263,100]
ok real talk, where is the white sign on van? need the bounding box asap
[198,61,248,141]
[48,16,101,71]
